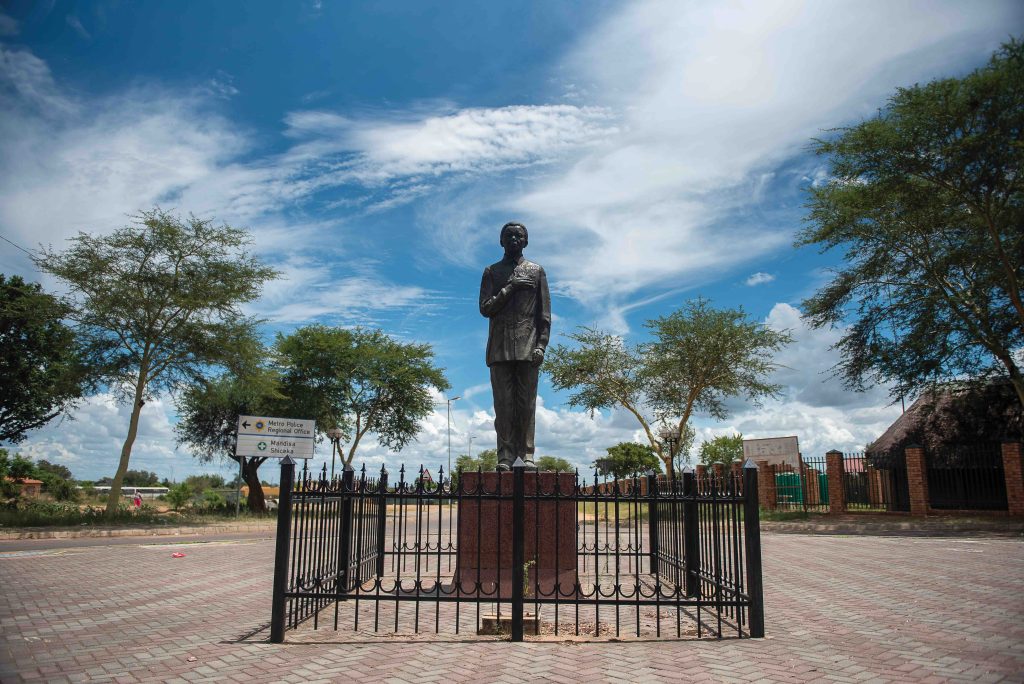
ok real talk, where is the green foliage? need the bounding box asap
[275,325,450,465]
[799,39,1024,408]
[98,470,160,487]
[546,298,790,470]
[184,474,226,494]
[698,434,744,466]
[173,366,283,513]
[534,455,573,472]
[165,483,192,511]
[8,454,35,479]
[0,274,90,443]
[36,207,278,516]
[598,442,662,479]
[34,460,73,481]
[451,449,498,490]
[202,489,226,511]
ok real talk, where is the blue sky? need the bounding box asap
[1,0,1020,482]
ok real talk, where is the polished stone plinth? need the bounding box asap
[454,471,577,600]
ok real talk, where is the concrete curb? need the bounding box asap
[0,522,276,540]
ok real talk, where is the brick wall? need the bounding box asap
[1003,442,1024,516]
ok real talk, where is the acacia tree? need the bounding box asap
[36,209,277,516]
[698,434,744,466]
[545,299,790,472]
[174,367,284,513]
[275,325,449,467]
[598,442,662,479]
[799,39,1024,407]
[0,274,90,443]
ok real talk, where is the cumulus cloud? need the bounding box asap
[688,303,902,458]
[745,272,775,286]
[494,0,1022,315]
[0,13,19,36]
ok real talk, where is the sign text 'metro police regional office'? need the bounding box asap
[235,415,316,460]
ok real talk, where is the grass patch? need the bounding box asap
[759,508,811,521]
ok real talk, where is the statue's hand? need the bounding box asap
[509,272,533,291]
[531,348,545,366]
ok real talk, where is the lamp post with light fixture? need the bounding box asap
[327,426,343,478]
[659,425,681,477]
[446,396,460,476]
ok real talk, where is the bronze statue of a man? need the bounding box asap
[479,222,551,471]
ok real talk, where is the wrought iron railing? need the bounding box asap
[269,459,764,642]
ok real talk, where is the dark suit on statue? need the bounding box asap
[479,256,551,467]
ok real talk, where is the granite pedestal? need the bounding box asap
[454,471,577,600]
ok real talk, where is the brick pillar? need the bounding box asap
[757,460,776,510]
[695,464,707,492]
[731,459,743,490]
[825,450,846,515]
[905,445,929,516]
[1002,442,1024,516]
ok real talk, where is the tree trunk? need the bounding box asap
[242,456,267,514]
[105,368,147,517]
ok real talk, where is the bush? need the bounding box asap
[202,490,226,511]
[165,483,192,511]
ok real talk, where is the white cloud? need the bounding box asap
[0,13,19,36]
[12,393,213,482]
[65,15,90,40]
[745,272,775,286]
[491,0,1022,315]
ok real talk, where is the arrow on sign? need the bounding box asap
[242,421,251,429]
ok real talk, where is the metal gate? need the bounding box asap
[269,459,765,642]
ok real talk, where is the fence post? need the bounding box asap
[682,466,700,598]
[375,467,388,577]
[825,450,846,515]
[905,445,930,515]
[511,458,526,642]
[743,459,765,638]
[337,465,355,593]
[1002,442,1024,516]
[270,457,296,644]
[647,471,660,571]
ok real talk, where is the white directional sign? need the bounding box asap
[235,415,316,459]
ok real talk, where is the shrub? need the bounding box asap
[165,483,192,511]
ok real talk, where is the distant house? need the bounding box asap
[3,477,43,497]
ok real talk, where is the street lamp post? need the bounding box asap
[468,434,475,460]
[327,427,344,478]
[659,425,681,476]
[446,396,461,477]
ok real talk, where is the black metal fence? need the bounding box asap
[844,452,910,512]
[772,457,829,512]
[270,459,764,642]
[926,444,1007,511]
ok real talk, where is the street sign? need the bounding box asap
[236,415,316,459]
[742,436,800,467]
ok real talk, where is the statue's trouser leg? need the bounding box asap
[491,363,516,467]
[514,362,540,463]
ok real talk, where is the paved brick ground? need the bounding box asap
[1,534,1021,683]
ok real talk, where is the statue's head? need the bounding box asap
[500,222,528,251]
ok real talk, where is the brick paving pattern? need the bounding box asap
[1,534,1022,682]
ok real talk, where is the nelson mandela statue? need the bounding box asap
[478,222,551,471]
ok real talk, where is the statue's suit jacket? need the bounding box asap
[479,256,551,367]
